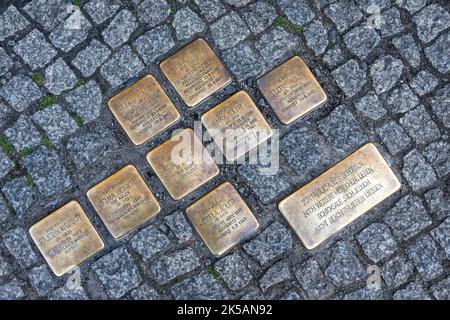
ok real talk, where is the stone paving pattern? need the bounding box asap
[0,0,449,300]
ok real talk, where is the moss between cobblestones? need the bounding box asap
[170,7,177,15]
[19,147,33,158]
[25,173,35,187]
[207,264,222,281]
[74,115,85,126]
[274,16,304,33]
[41,135,53,149]
[0,135,14,157]
[39,96,57,108]
[73,0,81,6]
[31,73,44,87]
[76,78,85,86]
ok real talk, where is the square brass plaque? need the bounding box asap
[257,56,327,124]
[201,90,273,161]
[160,38,232,107]
[108,75,180,145]
[279,143,401,250]
[146,128,219,200]
[29,201,104,277]
[87,165,161,239]
[186,182,259,256]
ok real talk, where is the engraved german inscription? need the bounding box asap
[160,38,232,107]
[186,182,259,256]
[279,143,401,250]
[87,165,161,239]
[201,91,273,161]
[257,56,327,124]
[146,128,219,200]
[108,75,180,145]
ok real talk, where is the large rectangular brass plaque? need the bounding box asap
[108,75,180,145]
[279,143,400,250]
[146,128,219,200]
[160,38,232,107]
[201,90,273,161]
[257,56,327,124]
[186,182,259,256]
[29,201,104,277]
[87,165,161,239]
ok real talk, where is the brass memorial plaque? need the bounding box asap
[160,38,232,107]
[87,165,161,239]
[201,91,273,161]
[146,128,219,200]
[108,75,180,145]
[257,56,327,124]
[186,182,259,256]
[29,201,104,277]
[279,143,400,250]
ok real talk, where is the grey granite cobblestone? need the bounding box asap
[49,11,92,52]
[243,222,292,267]
[151,248,200,284]
[0,6,29,41]
[22,147,72,196]
[194,0,225,22]
[101,45,144,87]
[92,247,142,299]
[171,272,229,300]
[136,0,170,28]
[384,195,432,241]
[83,0,121,25]
[102,9,137,50]
[386,84,419,114]
[424,31,450,74]
[3,227,39,268]
[294,258,334,299]
[64,80,103,123]
[4,115,41,152]
[242,1,277,35]
[131,225,171,262]
[173,7,205,40]
[32,104,78,144]
[14,29,57,71]
[215,253,253,291]
[381,255,414,289]
[402,149,438,192]
[210,12,250,50]
[331,60,367,97]
[406,236,444,282]
[134,26,174,66]
[72,40,111,78]
[1,176,37,217]
[0,75,42,112]
[44,58,77,95]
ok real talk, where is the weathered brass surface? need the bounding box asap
[87,165,161,239]
[108,75,180,145]
[29,201,104,277]
[146,128,219,200]
[279,143,401,250]
[201,90,273,161]
[257,56,327,124]
[186,182,259,256]
[160,38,232,107]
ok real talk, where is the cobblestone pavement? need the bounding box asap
[0,0,449,300]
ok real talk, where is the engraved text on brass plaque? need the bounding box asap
[87,165,161,239]
[160,38,232,107]
[257,56,327,124]
[146,128,219,200]
[278,143,400,250]
[29,201,104,276]
[201,90,273,161]
[186,182,259,256]
[108,75,180,145]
